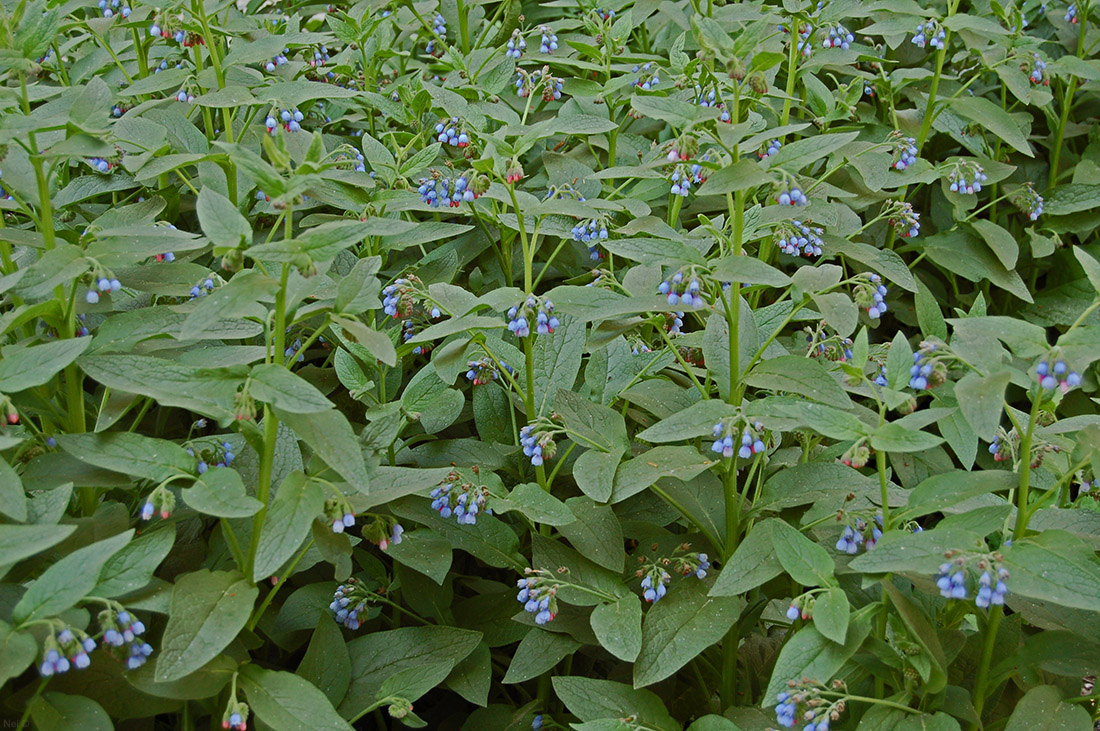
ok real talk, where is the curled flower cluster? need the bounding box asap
[1014,183,1044,220]
[520,424,557,467]
[948,162,988,194]
[99,608,154,670]
[322,497,356,534]
[417,172,478,207]
[430,470,493,524]
[426,13,447,54]
[665,312,686,336]
[640,570,671,602]
[888,200,921,239]
[516,570,559,624]
[539,26,558,53]
[912,20,946,49]
[1036,357,1080,392]
[1066,3,1078,23]
[1026,53,1048,85]
[821,24,853,49]
[330,579,371,630]
[659,272,707,309]
[188,277,216,299]
[507,296,558,337]
[85,275,121,304]
[805,327,853,362]
[711,419,768,460]
[572,218,610,260]
[383,277,416,317]
[221,701,249,730]
[97,0,131,17]
[776,185,809,207]
[841,442,870,468]
[307,46,331,68]
[39,627,97,676]
[775,680,845,730]
[855,273,888,319]
[88,156,113,173]
[935,551,1009,608]
[466,357,511,385]
[759,139,782,159]
[909,343,946,390]
[264,108,304,133]
[776,220,824,257]
[435,117,470,147]
[632,62,661,90]
[176,89,194,103]
[516,68,564,100]
[185,441,236,474]
[889,132,919,171]
[506,29,526,59]
[693,85,731,122]
[835,515,882,554]
[264,50,289,72]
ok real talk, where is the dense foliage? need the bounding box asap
[1,0,1100,728]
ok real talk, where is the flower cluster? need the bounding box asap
[776,220,824,257]
[265,108,305,133]
[506,29,526,59]
[668,154,710,196]
[1013,183,1044,220]
[322,497,356,534]
[1026,53,1048,85]
[948,162,987,194]
[889,132,919,171]
[779,22,813,59]
[759,139,782,159]
[520,424,557,467]
[189,277,216,299]
[430,470,493,524]
[632,62,661,90]
[176,89,194,103]
[805,326,854,362]
[572,217,610,260]
[435,117,470,147]
[426,13,447,54]
[659,272,707,309]
[307,46,332,68]
[330,579,371,630]
[909,343,946,390]
[711,419,768,460]
[693,85,730,122]
[1036,356,1081,392]
[99,607,154,670]
[96,0,131,18]
[516,68,564,100]
[516,570,559,624]
[835,515,882,554]
[821,24,853,49]
[935,551,1009,608]
[1066,3,1078,23]
[465,357,512,385]
[539,26,558,53]
[666,312,686,336]
[362,516,404,550]
[185,441,235,473]
[840,442,870,468]
[416,171,478,207]
[776,185,809,207]
[507,296,559,337]
[264,50,289,72]
[39,627,97,676]
[854,273,888,319]
[640,570,670,602]
[85,276,121,304]
[221,701,249,730]
[887,200,921,238]
[382,275,428,319]
[775,679,846,730]
[88,157,113,173]
[912,20,947,49]
[141,485,176,520]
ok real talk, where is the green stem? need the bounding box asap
[1012,393,1042,538]
[246,539,313,630]
[1049,6,1088,189]
[779,17,799,127]
[969,606,1004,727]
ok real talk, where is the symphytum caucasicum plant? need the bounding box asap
[0,0,1099,727]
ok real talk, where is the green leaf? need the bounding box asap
[882,582,948,694]
[532,318,585,417]
[28,693,112,731]
[811,587,849,645]
[634,579,742,687]
[0,524,77,566]
[554,389,629,451]
[636,400,740,443]
[771,520,836,587]
[572,448,622,503]
[953,370,1010,441]
[761,131,861,172]
[1046,184,1100,216]
[696,158,773,196]
[745,355,851,408]
[999,532,1100,611]
[276,408,370,491]
[970,219,1018,270]
[402,368,464,433]
[0,620,38,687]
[240,665,353,731]
[1004,686,1093,731]
[828,238,919,293]
[552,677,678,730]
[94,525,175,598]
[591,598,643,662]
[612,446,716,503]
[56,431,194,483]
[870,422,944,452]
[340,626,482,718]
[253,472,325,582]
[558,496,624,572]
[849,528,980,576]
[709,253,791,286]
[0,338,90,393]
[78,354,242,420]
[298,613,351,707]
[899,470,1016,519]
[181,468,263,518]
[494,482,574,526]
[13,530,133,624]
[925,230,1033,303]
[155,570,258,681]
[0,457,27,522]
[385,529,453,584]
[181,270,277,341]
[197,187,250,249]
[949,97,1032,156]
[763,616,873,701]
[1072,247,1100,296]
[503,629,582,684]
[251,364,335,413]
[710,519,783,596]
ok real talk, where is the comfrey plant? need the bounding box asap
[3,0,1100,727]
